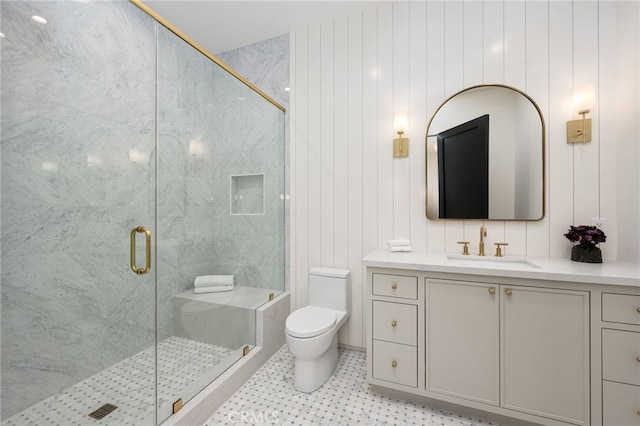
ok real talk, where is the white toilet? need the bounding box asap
[285,267,351,393]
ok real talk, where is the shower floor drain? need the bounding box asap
[88,403,118,420]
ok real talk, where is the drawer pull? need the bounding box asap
[391,320,397,327]
[488,287,496,295]
[505,289,512,296]
[391,360,398,368]
[391,283,397,290]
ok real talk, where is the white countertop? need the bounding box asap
[363,249,640,288]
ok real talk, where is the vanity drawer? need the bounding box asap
[603,293,640,326]
[603,380,640,426]
[372,340,417,388]
[372,273,418,299]
[372,301,417,346]
[603,329,640,386]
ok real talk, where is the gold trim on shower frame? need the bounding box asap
[130,0,286,113]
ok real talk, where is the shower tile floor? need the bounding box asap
[208,345,500,426]
[4,336,236,426]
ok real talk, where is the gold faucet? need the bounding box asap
[479,225,487,256]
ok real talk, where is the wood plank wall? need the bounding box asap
[290,1,635,348]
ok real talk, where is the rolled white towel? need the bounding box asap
[387,245,412,252]
[386,239,411,248]
[194,275,234,288]
[194,284,234,294]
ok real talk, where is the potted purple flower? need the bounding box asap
[564,225,606,263]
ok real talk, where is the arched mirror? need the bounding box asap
[425,84,545,221]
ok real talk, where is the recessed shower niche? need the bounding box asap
[230,174,265,215]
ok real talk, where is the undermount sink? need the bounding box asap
[446,254,541,270]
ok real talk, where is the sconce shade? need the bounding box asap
[394,114,408,135]
[573,84,596,114]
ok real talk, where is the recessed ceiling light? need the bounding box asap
[32,15,48,24]
[284,87,290,92]
[0,32,5,38]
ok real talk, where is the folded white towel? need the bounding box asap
[387,245,412,252]
[194,284,234,294]
[387,239,411,248]
[194,275,234,288]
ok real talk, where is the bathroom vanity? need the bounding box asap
[363,250,640,426]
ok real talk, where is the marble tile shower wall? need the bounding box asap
[1,1,157,419]
[216,34,290,292]
[216,34,290,109]
[155,27,285,341]
[1,0,285,420]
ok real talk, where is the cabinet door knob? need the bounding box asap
[391,283,397,290]
[636,356,640,363]
[637,307,640,314]
[391,320,397,327]
[488,287,496,295]
[505,289,512,296]
[391,360,398,368]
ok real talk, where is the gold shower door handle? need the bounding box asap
[130,226,151,275]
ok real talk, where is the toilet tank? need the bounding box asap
[308,267,351,313]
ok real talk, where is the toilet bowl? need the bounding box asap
[285,267,351,393]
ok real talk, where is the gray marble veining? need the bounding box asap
[156,24,285,344]
[1,0,156,418]
[217,34,290,293]
[1,0,285,421]
[216,34,290,110]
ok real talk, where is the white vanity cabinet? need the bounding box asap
[500,285,590,424]
[427,280,499,405]
[601,292,640,426]
[369,273,421,389]
[364,250,640,426]
[425,279,589,424]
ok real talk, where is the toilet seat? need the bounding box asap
[286,306,336,338]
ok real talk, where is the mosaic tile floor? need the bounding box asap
[5,336,237,426]
[208,346,500,426]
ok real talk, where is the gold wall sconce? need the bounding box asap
[567,84,595,144]
[393,114,409,157]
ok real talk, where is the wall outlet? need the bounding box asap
[591,217,608,232]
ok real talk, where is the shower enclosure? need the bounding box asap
[0,1,285,424]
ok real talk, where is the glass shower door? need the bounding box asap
[154,20,286,422]
[1,1,158,424]
[154,24,248,422]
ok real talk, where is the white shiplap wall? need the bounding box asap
[290,0,638,348]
